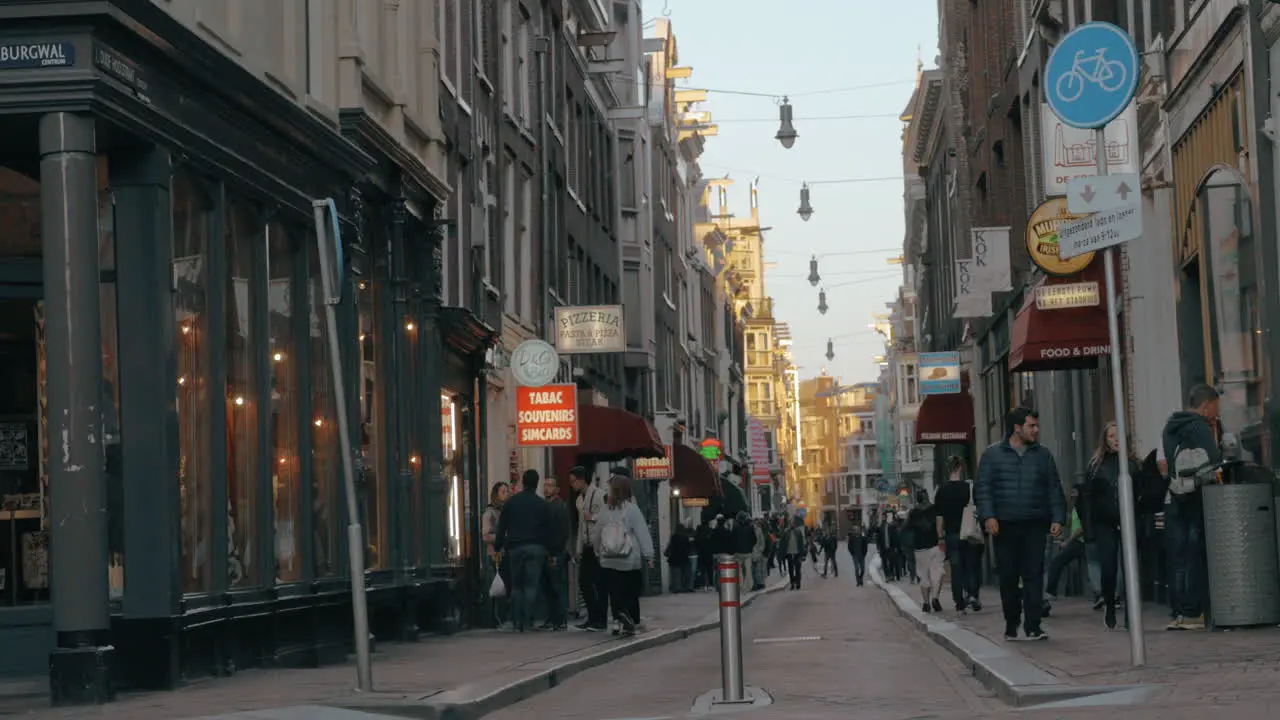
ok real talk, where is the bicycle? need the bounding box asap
[1055,47,1127,103]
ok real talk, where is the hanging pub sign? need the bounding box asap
[634,446,672,480]
[554,305,625,354]
[1026,198,1096,276]
[515,384,579,446]
[699,437,723,463]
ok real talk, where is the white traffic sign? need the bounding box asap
[1058,204,1142,259]
[1067,173,1140,214]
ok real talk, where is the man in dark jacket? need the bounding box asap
[975,407,1066,641]
[1161,383,1221,631]
[495,469,551,632]
[539,475,572,630]
[847,524,869,586]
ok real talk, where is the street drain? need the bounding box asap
[752,635,822,644]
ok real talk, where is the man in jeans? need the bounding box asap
[569,466,608,631]
[975,408,1065,641]
[540,475,572,630]
[933,456,982,612]
[1162,383,1221,631]
[495,469,550,632]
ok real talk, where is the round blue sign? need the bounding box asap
[1044,22,1139,130]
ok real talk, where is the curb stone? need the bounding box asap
[867,554,1146,708]
[332,580,789,720]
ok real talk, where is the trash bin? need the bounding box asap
[1203,480,1280,627]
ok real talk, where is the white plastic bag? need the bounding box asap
[960,481,983,544]
[490,572,507,599]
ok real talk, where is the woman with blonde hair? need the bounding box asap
[589,472,654,636]
[1081,420,1140,630]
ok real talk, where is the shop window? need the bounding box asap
[172,171,215,594]
[225,201,261,588]
[309,237,340,577]
[268,222,301,583]
[357,277,387,569]
[443,393,462,561]
[408,306,426,567]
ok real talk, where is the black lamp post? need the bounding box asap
[776,97,798,149]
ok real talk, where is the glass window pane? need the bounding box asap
[310,238,340,577]
[268,223,301,583]
[357,277,387,569]
[225,201,260,588]
[173,170,213,594]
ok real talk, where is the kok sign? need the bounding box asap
[1045,22,1140,130]
[1058,204,1142,259]
[515,384,579,447]
[554,305,625,354]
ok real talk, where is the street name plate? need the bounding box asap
[1058,204,1142,259]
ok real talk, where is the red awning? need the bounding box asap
[671,443,722,499]
[1008,262,1112,373]
[551,404,664,479]
[916,391,975,444]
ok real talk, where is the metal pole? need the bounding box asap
[313,200,374,691]
[1094,128,1146,666]
[716,553,746,702]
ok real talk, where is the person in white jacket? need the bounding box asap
[589,471,655,636]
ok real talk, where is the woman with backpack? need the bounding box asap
[1080,420,1141,630]
[589,474,654,636]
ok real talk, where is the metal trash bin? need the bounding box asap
[1203,480,1280,627]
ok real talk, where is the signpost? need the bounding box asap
[1045,21,1145,666]
[1058,204,1142,259]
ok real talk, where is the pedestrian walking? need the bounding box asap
[569,466,608,631]
[481,482,510,625]
[590,472,655,636]
[494,470,551,633]
[1080,420,1141,630]
[784,517,806,589]
[540,475,572,630]
[664,524,693,593]
[907,489,944,612]
[1162,384,1223,632]
[975,407,1066,642]
[933,456,983,612]
[847,524,869,586]
[732,511,756,586]
[821,528,839,578]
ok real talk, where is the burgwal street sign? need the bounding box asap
[0,41,75,70]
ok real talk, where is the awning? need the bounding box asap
[718,478,751,516]
[551,404,664,480]
[671,443,722,499]
[915,387,975,444]
[1008,263,1111,373]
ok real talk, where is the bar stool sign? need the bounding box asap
[511,339,560,388]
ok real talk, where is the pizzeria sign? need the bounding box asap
[554,305,625,354]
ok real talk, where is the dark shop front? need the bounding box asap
[0,8,480,706]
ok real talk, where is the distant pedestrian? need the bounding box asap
[847,524,869,586]
[733,511,756,585]
[495,470,551,633]
[1080,421,1141,630]
[907,489,944,613]
[933,456,983,613]
[590,472,655,636]
[975,407,1066,642]
[664,525,693,593]
[821,529,839,578]
[784,517,806,590]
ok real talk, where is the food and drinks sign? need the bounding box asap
[554,305,625,354]
[515,384,579,446]
[919,352,961,395]
[634,446,672,480]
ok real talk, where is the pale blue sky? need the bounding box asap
[654,0,940,383]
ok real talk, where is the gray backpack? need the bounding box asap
[1168,444,1216,496]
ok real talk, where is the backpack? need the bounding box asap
[599,513,634,559]
[1168,443,1216,497]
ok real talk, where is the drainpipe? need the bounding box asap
[535,35,554,476]
[389,197,415,607]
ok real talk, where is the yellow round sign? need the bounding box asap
[1025,197,1096,276]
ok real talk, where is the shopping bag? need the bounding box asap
[960,485,983,544]
[489,572,507,599]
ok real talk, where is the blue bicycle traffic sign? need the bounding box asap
[1045,22,1139,129]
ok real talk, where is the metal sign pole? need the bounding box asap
[715,554,746,703]
[313,199,374,691]
[1094,131,1147,666]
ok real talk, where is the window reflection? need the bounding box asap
[173,170,213,593]
[443,393,461,561]
[310,238,339,577]
[269,223,301,583]
[357,279,386,569]
[1200,169,1265,463]
[225,202,260,588]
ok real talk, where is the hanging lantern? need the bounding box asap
[798,183,813,221]
[817,288,828,315]
[807,254,821,286]
[775,97,798,149]
[825,338,835,361]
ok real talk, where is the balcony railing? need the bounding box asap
[743,297,773,321]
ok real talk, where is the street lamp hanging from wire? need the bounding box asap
[817,287,828,315]
[775,97,798,149]
[807,254,821,286]
[798,183,813,221]
[825,338,835,361]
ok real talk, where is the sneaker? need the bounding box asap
[970,599,983,612]
[922,602,932,613]
[1025,628,1049,641]
[1093,596,1106,611]
[1104,604,1117,630]
[931,598,943,613]
[575,621,593,631]
[1003,625,1018,641]
[1166,615,1184,631]
[1181,614,1206,630]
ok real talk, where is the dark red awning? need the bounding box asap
[671,443,722,499]
[1009,262,1112,373]
[915,391,975,444]
[552,404,664,479]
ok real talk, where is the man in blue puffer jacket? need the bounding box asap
[975,407,1066,642]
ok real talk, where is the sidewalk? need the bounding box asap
[0,581,785,719]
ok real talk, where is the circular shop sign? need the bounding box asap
[510,339,560,387]
[1025,197,1096,277]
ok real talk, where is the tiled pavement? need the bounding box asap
[0,580,781,719]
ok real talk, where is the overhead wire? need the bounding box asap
[712,113,901,124]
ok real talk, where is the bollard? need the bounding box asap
[716,553,746,703]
